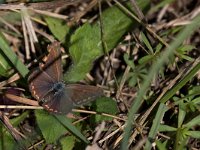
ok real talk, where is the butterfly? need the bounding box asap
[28,41,104,114]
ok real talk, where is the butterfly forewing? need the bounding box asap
[28,42,62,100]
[28,68,55,100]
[65,84,104,106]
[41,41,63,82]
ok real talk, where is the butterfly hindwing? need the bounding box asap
[42,88,74,114]
[65,84,104,106]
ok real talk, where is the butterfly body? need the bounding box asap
[28,42,103,114]
[51,82,65,95]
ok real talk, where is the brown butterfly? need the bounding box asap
[28,42,104,114]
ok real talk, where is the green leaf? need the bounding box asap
[36,110,89,144]
[0,123,26,150]
[91,97,118,123]
[124,53,135,69]
[54,115,89,144]
[184,115,200,128]
[179,54,194,61]
[64,1,145,82]
[192,97,200,104]
[0,50,12,77]
[128,75,137,87]
[60,136,76,150]
[126,19,200,148]
[0,130,17,150]
[155,43,163,53]
[11,111,29,126]
[64,23,102,82]
[138,55,154,64]
[35,110,67,143]
[145,103,167,149]
[186,131,200,139]
[177,45,195,53]
[0,31,29,78]
[178,101,186,127]
[150,0,175,13]
[160,60,200,104]
[0,12,21,26]
[94,3,133,51]
[155,140,168,150]
[140,32,153,54]
[45,16,70,42]
[158,124,177,132]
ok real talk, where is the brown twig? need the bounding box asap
[4,94,39,106]
[0,111,26,149]
[0,0,82,10]
[0,73,20,88]
[72,109,126,121]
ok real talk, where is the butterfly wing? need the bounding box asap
[28,42,62,101]
[65,84,104,106]
[42,41,63,82]
[40,84,103,114]
[42,89,74,114]
[28,68,54,100]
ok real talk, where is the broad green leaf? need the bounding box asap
[91,97,118,123]
[93,3,133,51]
[64,23,102,81]
[0,31,29,78]
[64,1,149,82]
[45,16,70,42]
[35,110,67,143]
[36,110,88,144]
[60,136,76,150]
